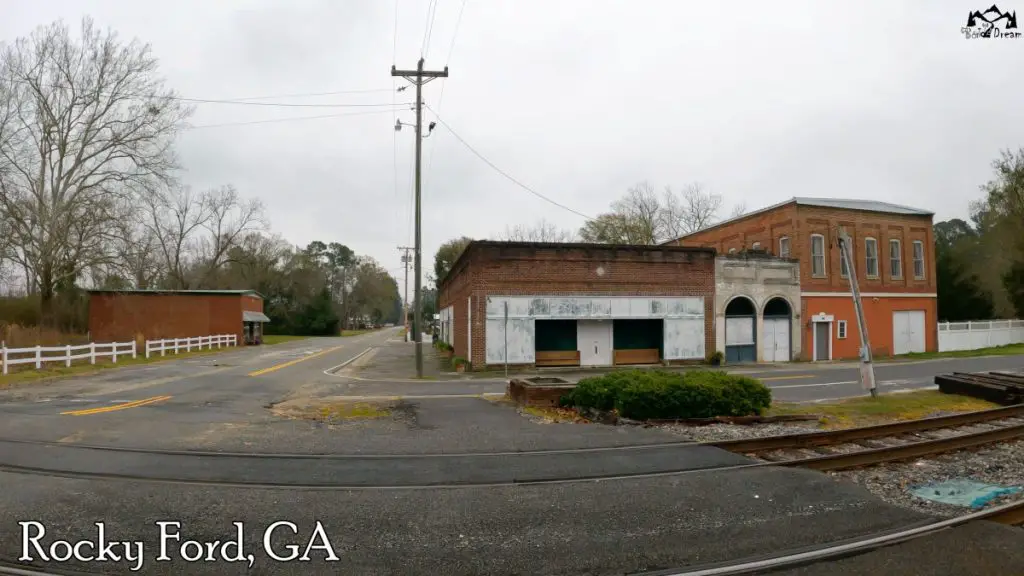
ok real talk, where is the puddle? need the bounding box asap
[909,479,1022,508]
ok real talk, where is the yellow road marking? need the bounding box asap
[758,374,816,382]
[61,395,172,416]
[248,345,347,377]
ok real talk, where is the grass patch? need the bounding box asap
[340,329,373,337]
[261,335,310,345]
[770,390,999,429]
[275,401,392,422]
[0,346,232,388]
[894,343,1024,360]
[521,405,590,423]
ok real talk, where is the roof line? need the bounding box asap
[663,198,797,243]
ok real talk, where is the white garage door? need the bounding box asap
[892,310,926,355]
[762,317,790,362]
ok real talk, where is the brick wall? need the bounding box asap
[438,243,716,369]
[675,203,936,294]
[89,294,247,343]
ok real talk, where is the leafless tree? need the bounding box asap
[729,201,748,219]
[0,18,190,323]
[662,183,723,237]
[143,184,265,289]
[500,219,577,242]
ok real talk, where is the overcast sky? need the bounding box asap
[4,1,1023,292]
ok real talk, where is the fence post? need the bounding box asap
[2,344,6,375]
[131,341,137,359]
[65,344,71,368]
[112,343,118,364]
[35,345,41,369]
[186,338,191,353]
[90,343,96,365]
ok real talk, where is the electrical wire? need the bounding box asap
[0,77,405,109]
[182,108,397,129]
[421,0,440,58]
[424,0,467,175]
[424,103,594,221]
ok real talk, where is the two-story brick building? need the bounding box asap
[666,197,936,361]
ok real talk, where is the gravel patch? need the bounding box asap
[830,440,1024,518]
[654,421,819,442]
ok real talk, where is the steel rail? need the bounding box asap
[708,403,1024,454]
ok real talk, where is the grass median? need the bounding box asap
[770,390,998,429]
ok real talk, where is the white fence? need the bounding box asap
[1,341,136,375]
[144,334,237,358]
[1,333,239,375]
[938,319,1024,352]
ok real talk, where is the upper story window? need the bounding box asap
[839,239,854,278]
[865,237,879,278]
[890,239,903,279]
[913,240,925,279]
[810,234,826,277]
[779,236,790,258]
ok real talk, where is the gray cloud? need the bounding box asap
[3,0,1021,291]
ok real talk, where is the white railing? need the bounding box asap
[1,341,136,376]
[144,334,238,358]
[938,319,1024,352]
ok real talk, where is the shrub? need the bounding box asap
[562,369,771,420]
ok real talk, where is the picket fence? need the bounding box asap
[938,319,1024,352]
[1,333,238,375]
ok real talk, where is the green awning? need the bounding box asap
[243,311,271,322]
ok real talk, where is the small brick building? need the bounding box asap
[436,241,716,370]
[666,197,937,360]
[88,289,270,345]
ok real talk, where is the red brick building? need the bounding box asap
[666,198,936,361]
[88,289,270,345]
[436,241,716,370]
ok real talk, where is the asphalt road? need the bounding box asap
[0,330,1022,574]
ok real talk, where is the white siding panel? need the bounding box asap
[629,298,650,318]
[664,318,705,359]
[591,298,611,317]
[485,318,534,364]
[486,297,506,318]
[508,298,532,318]
[683,297,705,316]
[610,298,631,317]
[528,298,550,317]
[726,317,755,346]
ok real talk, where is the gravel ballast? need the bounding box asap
[654,421,820,442]
[830,440,1024,518]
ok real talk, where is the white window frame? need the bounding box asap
[889,239,903,279]
[810,234,826,277]
[912,240,925,279]
[779,236,790,258]
[752,241,761,250]
[865,237,879,278]
[837,320,847,339]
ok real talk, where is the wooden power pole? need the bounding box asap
[392,59,448,378]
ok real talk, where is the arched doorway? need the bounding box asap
[762,297,792,362]
[724,296,756,363]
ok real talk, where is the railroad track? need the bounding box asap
[707,403,1024,471]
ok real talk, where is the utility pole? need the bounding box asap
[397,246,413,342]
[392,58,448,378]
[838,227,877,397]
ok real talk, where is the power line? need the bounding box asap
[421,0,440,57]
[424,0,468,175]
[0,76,406,109]
[182,108,398,129]
[218,88,395,101]
[424,103,594,221]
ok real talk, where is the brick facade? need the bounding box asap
[437,242,716,369]
[88,290,264,345]
[668,200,937,359]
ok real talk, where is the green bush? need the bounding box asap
[562,369,771,420]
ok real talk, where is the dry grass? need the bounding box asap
[272,401,393,422]
[770,391,999,429]
[0,324,90,347]
[262,335,310,345]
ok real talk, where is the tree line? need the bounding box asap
[935,148,1024,322]
[0,18,400,335]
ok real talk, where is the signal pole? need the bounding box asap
[839,227,877,397]
[397,246,414,341]
[392,58,448,378]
